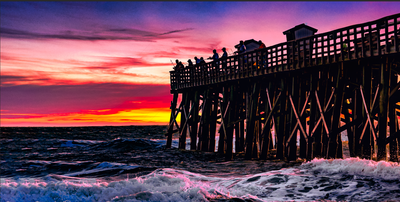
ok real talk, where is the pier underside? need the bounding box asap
[167,13,400,162]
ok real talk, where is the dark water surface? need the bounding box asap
[1,126,400,202]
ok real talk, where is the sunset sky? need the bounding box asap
[1,1,400,126]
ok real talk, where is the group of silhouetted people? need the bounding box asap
[173,40,266,71]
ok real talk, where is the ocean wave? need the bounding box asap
[302,157,400,180]
[2,158,400,202]
[88,138,166,152]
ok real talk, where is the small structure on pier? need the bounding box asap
[283,23,318,41]
[234,39,263,53]
[166,13,400,162]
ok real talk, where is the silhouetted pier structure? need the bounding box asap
[166,13,400,162]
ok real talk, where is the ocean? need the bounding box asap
[1,126,400,202]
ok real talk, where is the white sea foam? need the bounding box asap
[303,157,400,180]
[1,158,400,202]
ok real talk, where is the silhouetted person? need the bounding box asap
[221,47,228,71]
[174,59,184,70]
[236,40,246,54]
[200,57,206,64]
[221,47,228,59]
[187,59,193,67]
[211,49,219,62]
[235,41,246,70]
[194,56,201,65]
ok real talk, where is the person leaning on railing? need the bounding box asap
[187,59,193,67]
[209,49,220,77]
[257,40,266,68]
[220,47,228,74]
[234,40,246,71]
[174,59,184,70]
[174,59,184,86]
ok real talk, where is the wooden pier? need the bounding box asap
[166,13,400,162]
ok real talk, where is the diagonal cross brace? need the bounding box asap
[168,102,183,132]
[197,99,207,136]
[287,94,308,146]
[286,92,310,146]
[179,104,196,138]
[310,89,335,138]
[266,88,277,137]
[359,84,379,144]
[218,100,230,136]
[390,80,400,98]
[261,91,282,136]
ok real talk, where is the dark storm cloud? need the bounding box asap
[0,27,194,41]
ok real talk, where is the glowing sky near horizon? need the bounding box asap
[1,1,400,126]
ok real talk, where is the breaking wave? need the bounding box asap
[2,158,400,202]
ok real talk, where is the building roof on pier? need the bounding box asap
[283,23,318,35]
[283,23,318,41]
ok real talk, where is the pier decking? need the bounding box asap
[167,13,400,161]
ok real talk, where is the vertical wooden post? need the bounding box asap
[218,87,227,154]
[234,87,243,153]
[287,74,298,161]
[260,82,271,160]
[190,90,199,150]
[377,57,389,160]
[298,74,308,159]
[200,89,211,151]
[308,71,317,160]
[239,91,246,152]
[245,82,260,159]
[209,90,219,152]
[353,64,364,157]
[328,62,345,159]
[314,70,325,158]
[276,77,287,160]
[361,63,373,159]
[167,92,179,148]
[389,62,399,161]
[225,85,235,161]
[253,83,262,159]
[179,92,190,149]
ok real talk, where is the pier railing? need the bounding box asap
[171,13,400,91]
